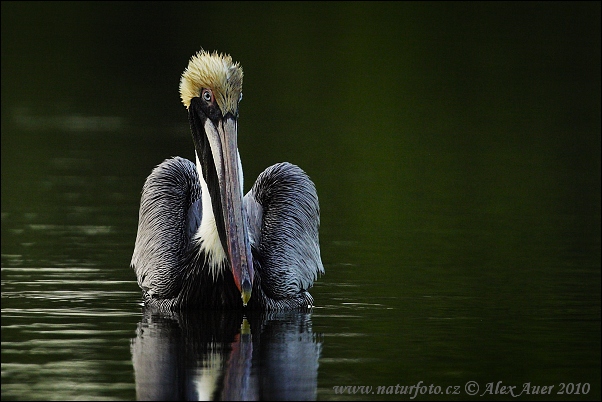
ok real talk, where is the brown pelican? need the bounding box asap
[131,51,323,310]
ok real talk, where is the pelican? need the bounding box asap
[131,51,323,310]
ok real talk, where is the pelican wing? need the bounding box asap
[131,157,202,300]
[244,163,324,301]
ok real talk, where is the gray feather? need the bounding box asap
[244,162,324,303]
[131,157,202,301]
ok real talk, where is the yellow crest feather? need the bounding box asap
[179,50,243,114]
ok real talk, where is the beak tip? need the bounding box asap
[241,279,252,306]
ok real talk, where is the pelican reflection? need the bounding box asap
[131,307,322,400]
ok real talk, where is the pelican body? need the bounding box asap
[131,51,323,310]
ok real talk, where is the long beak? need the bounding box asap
[189,98,254,306]
[216,116,254,305]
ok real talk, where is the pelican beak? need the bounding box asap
[189,99,254,306]
[217,115,254,305]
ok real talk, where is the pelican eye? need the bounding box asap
[202,89,212,102]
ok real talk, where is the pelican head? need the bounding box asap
[179,50,253,305]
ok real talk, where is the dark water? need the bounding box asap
[2,2,600,400]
